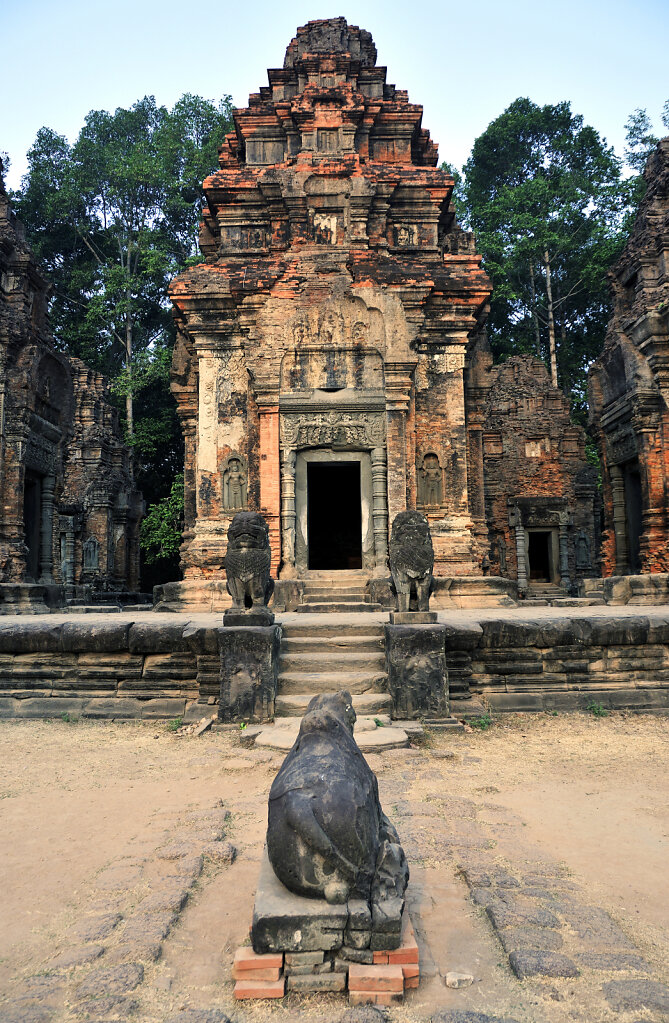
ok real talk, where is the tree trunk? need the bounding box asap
[125,296,133,441]
[543,249,558,387]
[529,260,542,357]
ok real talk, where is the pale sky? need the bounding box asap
[2,0,668,191]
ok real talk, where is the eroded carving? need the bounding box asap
[280,410,385,449]
[389,510,434,612]
[224,512,274,614]
[418,452,442,507]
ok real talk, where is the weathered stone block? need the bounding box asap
[219,625,281,722]
[385,624,448,719]
[251,849,347,953]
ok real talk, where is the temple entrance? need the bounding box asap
[23,471,42,581]
[624,465,643,573]
[527,529,557,582]
[307,462,362,570]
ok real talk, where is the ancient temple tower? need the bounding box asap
[169,18,491,590]
[589,138,669,576]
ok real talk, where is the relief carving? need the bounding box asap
[394,224,417,247]
[222,453,248,510]
[417,452,443,508]
[280,410,385,450]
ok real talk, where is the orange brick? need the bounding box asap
[348,963,404,993]
[233,947,283,971]
[372,952,389,964]
[349,989,404,1006]
[232,965,281,981]
[404,974,419,989]
[234,977,285,1000]
[387,946,419,964]
[402,963,419,979]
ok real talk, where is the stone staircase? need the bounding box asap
[275,620,392,718]
[294,572,384,613]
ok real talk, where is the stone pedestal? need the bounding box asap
[224,607,275,627]
[389,611,437,624]
[218,625,281,722]
[252,848,348,954]
[385,624,449,719]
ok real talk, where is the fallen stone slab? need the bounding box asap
[48,944,105,969]
[0,1006,56,1023]
[431,1012,522,1023]
[75,962,144,999]
[603,978,669,1013]
[508,950,579,979]
[487,901,560,930]
[166,1011,232,1023]
[497,926,563,952]
[70,913,122,942]
[73,995,139,1017]
[577,951,650,972]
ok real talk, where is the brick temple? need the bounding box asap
[166,18,599,608]
[590,137,669,576]
[0,168,143,611]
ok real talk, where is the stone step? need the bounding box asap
[253,719,409,753]
[281,634,384,653]
[281,622,385,639]
[279,650,386,672]
[275,691,393,718]
[302,593,368,604]
[302,584,368,595]
[277,670,387,695]
[294,601,384,613]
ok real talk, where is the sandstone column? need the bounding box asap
[38,474,56,583]
[258,401,281,575]
[280,447,297,577]
[371,446,389,573]
[610,466,629,574]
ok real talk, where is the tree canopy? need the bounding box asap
[13,93,233,581]
[460,98,634,411]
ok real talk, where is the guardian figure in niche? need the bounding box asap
[389,510,435,612]
[265,690,408,945]
[222,454,247,510]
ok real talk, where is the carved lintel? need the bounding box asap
[280,410,385,450]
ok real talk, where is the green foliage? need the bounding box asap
[461,98,632,403]
[586,701,609,718]
[140,473,184,566]
[60,712,78,724]
[166,717,183,732]
[13,94,233,586]
[470,713,493,731]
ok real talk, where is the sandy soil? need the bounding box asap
[0,712,667,1022]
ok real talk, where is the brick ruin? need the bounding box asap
[589,138,669,576]
[0,168,143,610]
[166,18,599,606]
[470,349,600,595]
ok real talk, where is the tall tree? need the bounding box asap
[13,93,233,584]
[462,98,631,405]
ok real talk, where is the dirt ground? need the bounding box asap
[0,711,668,1023]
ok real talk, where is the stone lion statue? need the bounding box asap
[389,510,434,612]
[266,691,408,925]
[224,511,274,610]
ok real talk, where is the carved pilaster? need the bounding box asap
[610,466,629,574]
[371,446,389,574]
[280,448,297,577]
[38,475,55,583]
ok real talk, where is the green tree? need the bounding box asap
[140,473,184,588]
[462,98,631,406]
[13,93,233,584]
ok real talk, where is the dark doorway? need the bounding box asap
[307,462,362,570]
[624,466,643,574]
[23,471,42,581]
[527,530,552,582]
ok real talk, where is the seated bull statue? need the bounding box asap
[389,510,434,612]
[266,691,408,912]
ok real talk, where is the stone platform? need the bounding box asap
[0,605,667,719]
